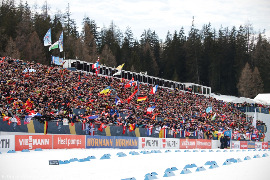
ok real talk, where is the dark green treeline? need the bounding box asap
[1,0,269,98]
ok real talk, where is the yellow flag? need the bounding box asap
[116,63,125,71]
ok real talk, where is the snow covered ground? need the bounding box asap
[0,148,269,180]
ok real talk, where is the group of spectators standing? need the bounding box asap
[0,57,267,141]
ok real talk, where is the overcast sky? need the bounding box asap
[18,0,270,40]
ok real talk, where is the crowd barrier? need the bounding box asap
[1,135,269,152]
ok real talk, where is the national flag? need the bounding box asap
[147,106,156,114]
[253,108,257,128]
[129,123,135,132]
[92,58,99,69]
[150,85,158,94]
[185,130,191,137]
[3,116,10,121]
[113,71,121,76]
[116,63,125,71]
[100,86,111,95]
[147,125,153,136]
[159,127,166,138]
[123,124,126,134]
[88,115,99,120]
[137,96,147,102]
[43,28,51,46]
[206,106,212,113]
[16,116,21,126]
[7,120,11,125]
[124,78,135,88]
[58,31,63,52]
[44,121,48,135]
[98,123,107,132]
[211,113,216,121]
[126,89,138,103]
[24,116,32,125]
[89,123,95,136]
[49,41,59,51]
[115,96,123,105]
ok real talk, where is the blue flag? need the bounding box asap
[58,31,63,52]
[43,28,51,46]
[206,106,212,113]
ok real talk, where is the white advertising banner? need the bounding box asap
[160,138,180,149]
[139,137,161,149]
[255,142,262,149]
[0,135,15,152]
[231,141,240,149]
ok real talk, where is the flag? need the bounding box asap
[123,124,127,134]
[49,41,59,51]
[98,123,107,132]
[89,123,95,136]
[92,58,99,69]
[24,116,32,125]
[115,96,123,105]
[88,115,99,120]
[147,125,153,136]
[127,89,138,103]
[43,28,51,46]
[125,78,135,88]
[113,71,121,76]
[100,86,111,95]
[253,108,257,128]
[159,127,166,138]
[206,106,212,113]
[150,85,158,94]
[58,31,63,52]
[211,113,216,121]
[137,96,147,102]
[116,63,125,71]
[147,106,156,114]
[3,116,10,121]
[129,123,135,132]
[44,121,48,135]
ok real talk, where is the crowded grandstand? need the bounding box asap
[0,57,267,141]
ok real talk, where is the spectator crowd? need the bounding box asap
[0,57,266,141]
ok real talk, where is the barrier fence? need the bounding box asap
[1,135,269,152]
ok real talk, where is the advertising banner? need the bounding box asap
[15,135,52,151]
[262,142,268,149]
[231,141,240,149]
[247,141,255,149]
[0,135,15,152]
[53,135,85,149]
[86,136,114,148]
[240,141,248,149]
[255,142,262,149]
[139,137,161,149]
[196,139,212,149]
[180,139,196,149]
[160,138,180,149]
[114,137,138,149]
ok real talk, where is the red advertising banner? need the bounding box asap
[15,135,52,151]
[240,141,248,149]
[262,142,268,149]
[53,135,85,149]
[196,139,212,149]
[180,139,196,149]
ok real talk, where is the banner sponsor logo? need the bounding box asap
[161,138,180,149]
[180,139,196,149]
[53,135,85,149]
[15,135,52,151]
[240,141,248,149]
[114,137,138,149]
[255,142,262,149]
[196,139,212,149]
[0,135,15,152]
[247,141,255,149]
[140,137,160,149]
[231,141,240,149]
[262,142,268,149]
[86,136,114,148]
